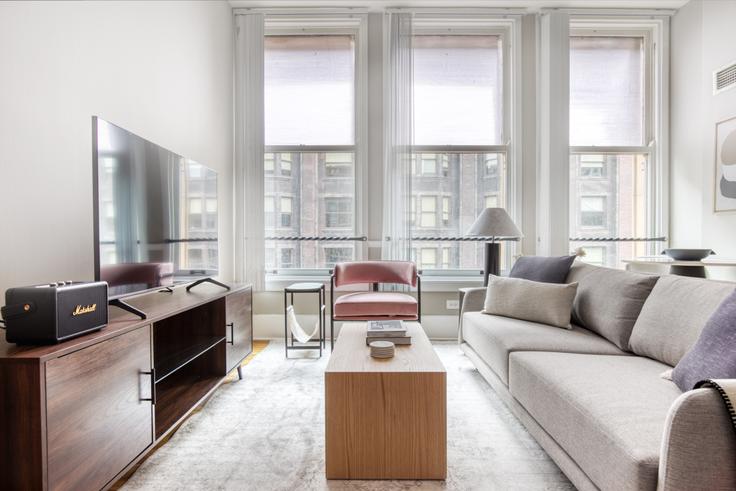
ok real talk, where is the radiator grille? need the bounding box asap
[715,62,736,94]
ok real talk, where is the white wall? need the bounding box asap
[0,1,234,299]
[670,0,736,278]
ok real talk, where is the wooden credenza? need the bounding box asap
[0,282,252,491]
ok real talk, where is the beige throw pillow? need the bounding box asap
[483,275,578,329]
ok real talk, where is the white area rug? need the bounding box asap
[121,342,573,490]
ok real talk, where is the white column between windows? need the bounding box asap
[537,11,570,256]
[234,13,266,289]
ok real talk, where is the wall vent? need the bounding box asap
[714,61,736,95]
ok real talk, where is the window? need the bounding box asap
[179,161,217,269]
[264,32,360,271]
[265,155,275,175]
[189,199,202,228]
[414,35,503,145]
[582,246,606,266]
[421,155,438,176]
[420,248,437,269]
[579,155,606,178]
[570,36,644,147]
[411,30,511,273]
[442,247,451,269]
[325,153,353,178]
[485,155,499,177]
[280,154,292,176]
[280,196,292,228]
[324,246,353,268]
[569,28,657,269]
[265,36,354,145]
[188,248,203,267]
[580,196,606,227]
[279,248,294,269]
[442,196,450,226]
[419,196,437,227]
[325,197,352,228]
[485,194,499,208]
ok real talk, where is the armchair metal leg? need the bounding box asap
[330,316,335,352]
[330,275,335,351]
[417,274,422,323]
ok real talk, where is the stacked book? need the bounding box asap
[366,320,412,345]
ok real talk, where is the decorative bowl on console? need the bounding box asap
[661,249,715,261]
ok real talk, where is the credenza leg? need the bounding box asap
[237,365,243,380]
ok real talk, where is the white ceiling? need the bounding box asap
[229,0,689,11]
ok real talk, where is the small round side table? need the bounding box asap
[284,282,326,358]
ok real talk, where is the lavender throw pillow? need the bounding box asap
[672,289,736,391]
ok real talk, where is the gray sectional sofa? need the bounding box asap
[459,261,736,491]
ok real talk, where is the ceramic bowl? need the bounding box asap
[661,249,715,261]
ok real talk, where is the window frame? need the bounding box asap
[263,15,368,279]
[410,16,522,277]
[568,18,668,259]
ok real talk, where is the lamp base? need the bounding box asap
[483,242,501,286]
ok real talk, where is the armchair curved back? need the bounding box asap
[333,261,417,288]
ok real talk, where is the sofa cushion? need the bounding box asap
[673,289,736,391]
[461,311,626,385]
[566,261,659,350]
[629,275,734,367]
[509,255,576,283]
[333,292,417,319]
[483,275,578,329]
[509,352,682,491]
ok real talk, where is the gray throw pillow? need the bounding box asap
[672,289,736,391]
[628,275,734,366]
[483,275,578,329]
[566,261,659,350]
[509,255,576,284]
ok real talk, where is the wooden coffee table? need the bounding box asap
[325,322,447,480]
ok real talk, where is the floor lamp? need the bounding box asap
[466,208,523,286]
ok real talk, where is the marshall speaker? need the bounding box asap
[1,281,108,344]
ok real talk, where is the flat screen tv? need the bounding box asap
[92,116,219,298]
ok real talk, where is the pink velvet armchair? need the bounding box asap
[330,261,421,350]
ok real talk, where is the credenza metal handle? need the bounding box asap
[140,369,156,405]
[226,323,234,345]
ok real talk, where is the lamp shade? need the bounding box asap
[466,208,522,239]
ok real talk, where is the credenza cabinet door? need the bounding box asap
[225,287,253,373]
[45,325,154,491]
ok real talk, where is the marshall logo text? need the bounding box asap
[72,304,97,316]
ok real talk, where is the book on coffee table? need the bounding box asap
[367,320,406,337]
[365,335,412,345]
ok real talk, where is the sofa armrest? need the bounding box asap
[658,386,736,491]
[458,287,487,343]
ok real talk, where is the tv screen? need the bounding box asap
[92,117,219,298]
